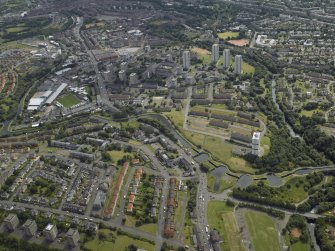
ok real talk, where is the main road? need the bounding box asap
[73,16,119,113]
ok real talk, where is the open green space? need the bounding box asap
[300,109,321,117]
[285,233,309,251]
[203,136,255,174]
[57,94,81,108]
[275,177,308,204]
[218,31,239,40]
[290,241,309,251]
[164,109,255,174]
[84,228,154,251]
[108,150,133,164]
[137,224,157,234]
[207,174,236,193]
[207,201,244,251]
[244,211,280,251]
[191,47,211,64]
[261,136,271,156]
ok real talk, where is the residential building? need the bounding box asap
[4,214,19,231]
[211,44,220,63]
[223,49,230,68]
[43,224,58,241]
[251,132,261,156]
[182,50,191,70]
[234,55,242,74]
[118,70,126,81]
[120,62,128,70]
[66,228,80,247]
[129,73,138,85]
[22,219,37,237]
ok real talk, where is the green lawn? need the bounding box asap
[276,177,308,204]
[137,224,157,234]
[191,47,212,64]
[203,136,255,174]
[6,27,27,33]
[163,109,255,174]
[84,229,155,251]
[291,241,309,251]
[244,211,280,251]
[108,150,129,163]
[207,174,235,193]
[285,233,309,251]
[207,201,244,251]
[57,94,81,108]
[300,109,321,117]
[218,31,239,40]
[261,136,271,156]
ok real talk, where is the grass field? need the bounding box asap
[207,174,236,193]
[108,150,133,164]
[137,224,157,234]
[163,109,255,174]
[244,211,280,251]
[203,136,255,174]
[261,136,271,156]
[84,229,155,251]
[57,94,81,108]
[285,233,309,251]
[300,109,321,117]
[0,41,34,50]
[207,201,244,251]
[218,31,239,40]
[275,177,308,204]
[191,47,211,64]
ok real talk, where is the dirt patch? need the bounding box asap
[290,228,302,238]
[191,47,210,56]
[227,39,249,47]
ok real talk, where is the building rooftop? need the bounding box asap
[252,132,261,139]
[45,224,54,231]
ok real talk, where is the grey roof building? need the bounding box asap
[4,214,19,231]
[66,228,80,247]
[43,224,58,241]
[22,219,37,237]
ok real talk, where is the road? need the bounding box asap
[72,16,119,113]
[0,200,183,248]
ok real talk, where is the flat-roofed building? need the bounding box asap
[22,219,37,237]
[43,224,58,241]
[4,214,19,231]
[66,228,80,247]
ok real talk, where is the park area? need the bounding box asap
[57,94,81,108]
[207,201,244,251]
[84,228,155,251]
[244,211,280,251]
[218,31,239,40]
[163,108,255,174]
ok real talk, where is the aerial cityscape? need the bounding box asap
[1,0,335,250]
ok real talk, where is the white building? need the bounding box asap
[120,62,128,71]
[223,49,230,68]
[211,44,220,63]
[43,224,58,241]
[251,132,261,156]
[129,73,138,85]
[234,55,242,75]
[182,50,191,70]
[255,35,277,48]
[118,70,126,81]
